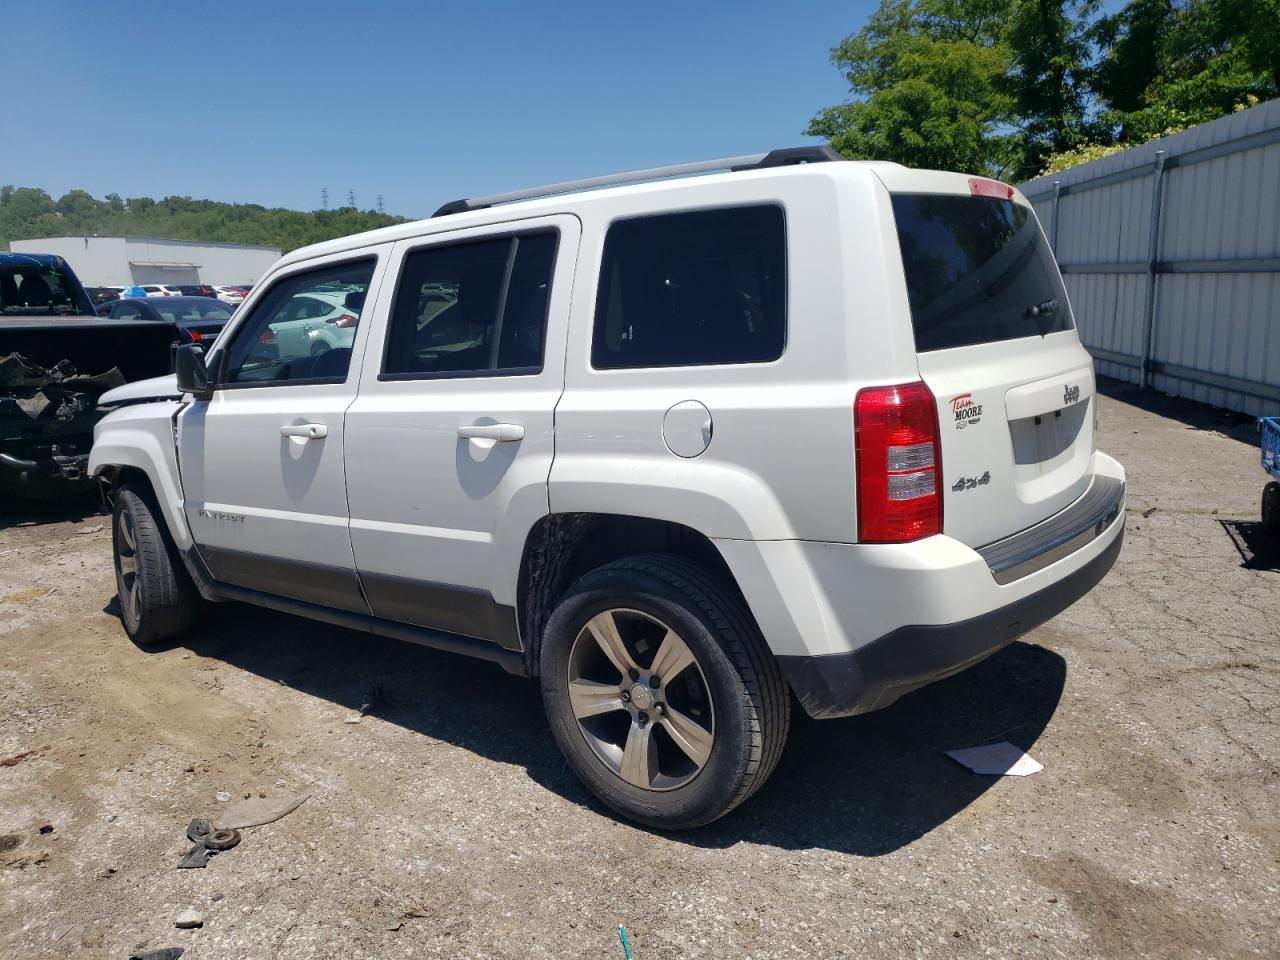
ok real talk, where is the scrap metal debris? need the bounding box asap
[176,793,305,870]
[176,818,241,870]
[0,354,124,424]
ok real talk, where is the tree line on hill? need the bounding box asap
[0,186,406,254]
[809,0,1278,179]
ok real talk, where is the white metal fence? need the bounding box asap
[1020,98,1280,417]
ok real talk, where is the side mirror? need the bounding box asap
[175,344,213,399]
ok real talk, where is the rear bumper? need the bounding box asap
[715,450,1126,719]
[777,523,1122,718]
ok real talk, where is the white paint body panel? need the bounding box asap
[89,400,192,550]
[343,215,581,609]
[173,243,393,595]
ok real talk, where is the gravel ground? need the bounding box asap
[1,381,1276,960]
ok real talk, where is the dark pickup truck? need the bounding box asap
[0,252,181,499]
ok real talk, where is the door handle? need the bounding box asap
[280,423,328,439]
[457,423,525,442]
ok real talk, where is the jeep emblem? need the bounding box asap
[1063,384,1081,405]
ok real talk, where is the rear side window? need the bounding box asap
[382,231,558,378]
[592,205,786,369]
[891,194,1071,352]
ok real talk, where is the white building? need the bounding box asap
[9,235,281,287]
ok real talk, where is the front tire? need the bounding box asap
[540,555,789,830]
[113,485,196,647]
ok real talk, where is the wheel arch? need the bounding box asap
[516,512,753,676]
[90,407,192,551]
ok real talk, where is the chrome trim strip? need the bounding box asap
[978,476,1125,585]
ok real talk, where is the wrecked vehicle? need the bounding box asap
[0,253,182,498]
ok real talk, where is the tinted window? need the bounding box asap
[891,194,1071,352]
[591,205,785,369]
[113,302,144,320]
[383,232,557,377]
[222,259,374,385]
[0,263,93,316]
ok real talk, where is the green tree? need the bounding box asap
[1003,0,1099,177]
[0,186,406,253]
[807,0,1019,175]
[1092,0,1278,141]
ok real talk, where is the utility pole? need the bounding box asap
[347,189,356,209]
[320,187,328,210]
[376,194,384,214]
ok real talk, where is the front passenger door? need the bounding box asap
[177,249,390,611]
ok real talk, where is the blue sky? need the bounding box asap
[3,0,869,218]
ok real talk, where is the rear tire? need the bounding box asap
[539,554,789,830]
[113,484,197,647]
[1263,481,1280,536]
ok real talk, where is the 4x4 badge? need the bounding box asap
[952,471,991,492]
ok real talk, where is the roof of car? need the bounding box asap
[274,149,908,273]
[0,252,69,270]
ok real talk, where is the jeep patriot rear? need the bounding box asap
[90,147,1125,829]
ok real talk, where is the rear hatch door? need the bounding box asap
[886,181,1097,548]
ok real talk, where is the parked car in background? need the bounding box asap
[214,285,246,306]
[177,284,219,299]
[142,284,183,297]
[267,289,363,357]
[102,296,233,345]
[1,253,179,499]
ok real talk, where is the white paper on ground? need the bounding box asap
[944,741,1043,776]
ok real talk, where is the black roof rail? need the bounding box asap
[431,145,845,218]
[729,145,845,170]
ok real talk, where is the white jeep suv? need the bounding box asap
[90,147,1125,829]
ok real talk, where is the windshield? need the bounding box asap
[0,261,94,316]
[891,194,1071,352]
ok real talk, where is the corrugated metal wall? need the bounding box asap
[1020,98,1280,416]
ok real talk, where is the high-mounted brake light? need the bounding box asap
[854,382,942,543]
[969,177,1014,200]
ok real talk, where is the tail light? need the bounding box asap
[327,314,358,328]
[258,328,276,345]
[854,382,942,542]
[189,329,203,342]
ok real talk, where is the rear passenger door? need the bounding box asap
[344,216,579,649]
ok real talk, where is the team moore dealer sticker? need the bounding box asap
[950,393,983,429]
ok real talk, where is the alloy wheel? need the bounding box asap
[115,505,141,623]
[566,608,715,791]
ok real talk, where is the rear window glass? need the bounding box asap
[0,262,92,316]
[891,194,1071,352]
[592,205,786,369]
